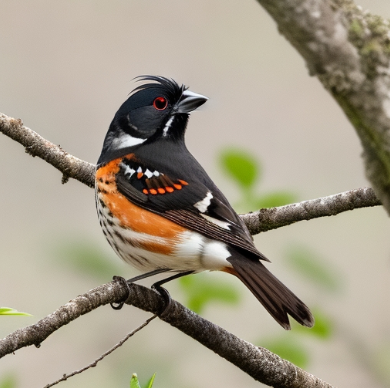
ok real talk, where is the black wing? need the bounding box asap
[115,156,268,260]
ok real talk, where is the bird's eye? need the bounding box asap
[153,97,168,110]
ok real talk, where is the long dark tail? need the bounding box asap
[227,251,314,330]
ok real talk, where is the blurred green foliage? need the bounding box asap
[130,373,156,388]
[219,149,259,190]
[55,239,124,281]
[262,336,309,368]
[0,375,17,388]
[373,345,390,385]
[291,308,334,339]
[284,245,342,293]
[0,307,31,316]
[259,306,335,368]
[179,273,240,314]
[219,148,297,212]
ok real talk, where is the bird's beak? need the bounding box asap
[176,90,208,114]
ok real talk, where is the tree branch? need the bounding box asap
[242,187,380,234]
[0,112,381,236]
[0,280,334,388]
[0,113,95,187]
[255,0,390,215]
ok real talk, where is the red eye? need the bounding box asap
[153,96,168,110]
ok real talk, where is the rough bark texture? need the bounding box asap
[0,280,334,388]
[0,281,127,355]
[256,0,390,214]
[242,187,380,233]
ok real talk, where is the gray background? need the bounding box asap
[1,1,390,387]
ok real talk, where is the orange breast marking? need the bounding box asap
[136,240,175,255]
[96,156,186,241]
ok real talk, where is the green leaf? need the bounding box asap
[256,191,298,208]
[130,373,141,388]
[142,373,156,388]
[219,149,260,190]
[0,374,17,388]
[179,273,240,314]
[55,239,124,281]
[372,344,390,384]
[291,308,334,339]
[285,245,342,292]
[262,336,309,368]
[0,307,31,316]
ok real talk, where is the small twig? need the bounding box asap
[44,314,157,388]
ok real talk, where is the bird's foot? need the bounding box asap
[110,275,131,310]
[152,283,173,317]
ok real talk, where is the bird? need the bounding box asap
[95,75,314,329]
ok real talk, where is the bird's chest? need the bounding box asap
[95,161,207,271]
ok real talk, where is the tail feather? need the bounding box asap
[227,252,314,330]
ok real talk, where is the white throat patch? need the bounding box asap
[111,132,146,151]
[163,116,175,137]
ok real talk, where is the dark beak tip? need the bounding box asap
[197,96,208,106]
[177,91,209,113]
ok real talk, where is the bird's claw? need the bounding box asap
[152,283,172,316]
[110,275,131,310]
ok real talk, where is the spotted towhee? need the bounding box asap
[95,76,314,329]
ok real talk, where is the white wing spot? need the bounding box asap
[194,192,213,213]
[144,169,154,178]
[120,163,136,178]
[201,214,231,230]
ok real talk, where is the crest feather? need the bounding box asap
[131,75,186,101]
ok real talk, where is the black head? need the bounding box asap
[98,76,207,165]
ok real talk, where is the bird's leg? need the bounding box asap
[152,270,194,316]
[110,269,170,310]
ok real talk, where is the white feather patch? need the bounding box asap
[144,169,153,178]
[194,192,213,213]
[201,214,231,230]
[111,133,146,150]
[163,116,174,137]
[121,163,136,178]
[173,231,204,262]
[173,231,232,271]
[201,240,231,270]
